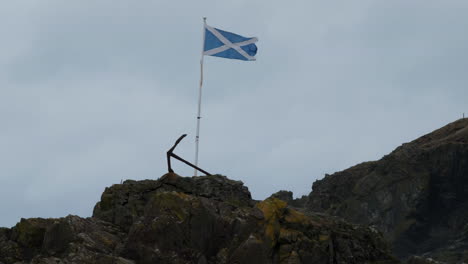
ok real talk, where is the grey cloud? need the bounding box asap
[1,1,467,227]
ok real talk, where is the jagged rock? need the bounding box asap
[95,173,397,263]
[306,119,468,262]
[1,172,399,263]
[255,197,398,264]
[0,215,130,264]
[119,191,260,263]
[270,190,309,208]
[92,173,253,232]
[0,227,21,264]
[271,190,294,202]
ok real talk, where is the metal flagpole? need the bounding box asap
[194,17,207,176]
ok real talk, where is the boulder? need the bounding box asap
[92,173,253,231]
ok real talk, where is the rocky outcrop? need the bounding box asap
[269,191,308,208]
[0,215,132,264]
[92,173,253,232]
[305,119,468,263]
[1,173,398,264]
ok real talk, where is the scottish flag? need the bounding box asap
[203,24,258,61]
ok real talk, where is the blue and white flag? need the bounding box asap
[203,24,258,61]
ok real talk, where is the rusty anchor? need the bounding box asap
[166,134,212,176]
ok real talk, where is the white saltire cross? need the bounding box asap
[203,25,258,61]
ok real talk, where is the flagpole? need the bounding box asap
[194,17,207,176]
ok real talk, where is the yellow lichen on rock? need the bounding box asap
[256,198,288,246]
[278,228,301,243]
[319,234,329,241]
[283,208,309,225]
[257,198,287,220]
[256,198,313,248]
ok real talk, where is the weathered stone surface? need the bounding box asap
[92,173,253,232]
[306,119,468,262]
[1,172,398,263]
[0,215,129,264]
[255,197,398,264]
[119,191,258,264]
[270,190,309,208]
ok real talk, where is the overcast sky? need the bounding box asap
[1,0,467,227]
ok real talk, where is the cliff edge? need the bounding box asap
[306,118,468,263]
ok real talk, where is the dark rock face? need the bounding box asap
[0,216,131,264]
[1,173,398,264]
[306,119,468,262]
[92,173,253,232]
